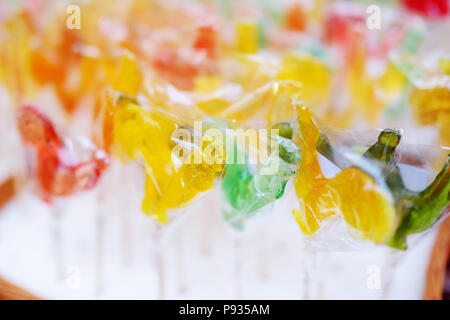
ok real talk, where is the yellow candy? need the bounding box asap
[277,53,330,107]
[346,38,385,122]
[328,168,397,243]
[378,62,407,100]
[235,21,259,54]
[293,105,397,243]
[348,74,384,122]
[293,105,340,236]
[112,53,142,96]
[193,75,231,115]
[437,111,450,145]
[309,0,324,25]
[114,96,223,223]
[439,58,450,75]
[410,76,450,145]
[0,13,35,102]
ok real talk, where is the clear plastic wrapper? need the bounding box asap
[17,105,109,202]
[291,104,449,251]
[111,93,225,224]
[220,121,300,230]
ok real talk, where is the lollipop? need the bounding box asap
[113,95,223,223]
[410,75,450,146]
[292,104,449,248]
[387,154,449,250]
[402,0,449,18]
[17,106,109,201]
[112,94,224,298]
[152,24,218,91]
[17,105,109,281]
[221,121,300,229]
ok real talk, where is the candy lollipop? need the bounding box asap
[17,106,109,281]
[292,104,448,298]
[361,121,449,297]
[0,9,35,103]
[220,121,300,298]
[221,121,300,229]
[410,75,450,146]
[17,106,109,199]
[402,0,449,18]
[293,104,449,246]
[112,94,224,298]
[152,24,218,91]
[113,95,222,221]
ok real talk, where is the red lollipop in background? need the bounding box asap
[402,0,449,18]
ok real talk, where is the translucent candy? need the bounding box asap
[388,154,449,249]
[378,62,408,100]
[402,0,449,18]
[277,53,330,107]
[235,21,259,54]
[112,53,142,96]
[113,96,223,223]
[222,122,300,229]
[31,28,83,113]
[0,12,35,102]
[194,77,236,116]
[410,76,450,145]
[17,106,109,201]
[193,25,218,59]
[285,3,306,32]
[440,58,450,75]
[293,105,397,243]
[346,37,385,122]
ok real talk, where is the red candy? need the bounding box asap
[18,106,61,147]
[193,24,217,58]
[402,0,449,18]
[17,106,109,200]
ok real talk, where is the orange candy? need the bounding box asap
[285,4,307,32]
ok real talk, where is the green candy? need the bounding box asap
[312,128,449,249]
[221,123,300,230]
[361,130,449,250]
[388,155,449,250]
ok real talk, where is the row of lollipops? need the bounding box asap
[16,89,450,250]
[12,87,449,298]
